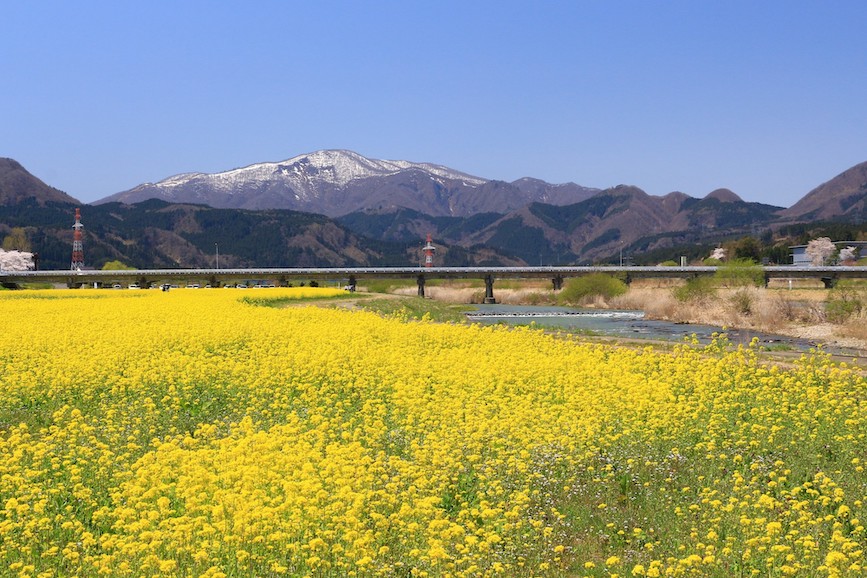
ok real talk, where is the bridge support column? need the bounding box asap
[417,274,426,297]
[763,274,770,288]
[624,273,632,286]
[484,274,496,304]
[552,275,564,291]
[348,275,357,292]
[821,276,838,289]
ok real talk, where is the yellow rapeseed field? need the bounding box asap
[0,288,864,577]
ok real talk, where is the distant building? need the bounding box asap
[789,241,867,265]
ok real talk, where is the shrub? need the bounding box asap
[557,273,627,305]
[825,284,865,323]
[101,260,136,270]
[672,276,717,302]
[714,258,763,287]
[730,288,753,315]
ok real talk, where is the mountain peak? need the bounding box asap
[704,188,742,203]
[0,158,80,206]
[782,160,867,221]
[93,150,595,217]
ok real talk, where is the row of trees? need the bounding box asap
[703,237,862,266]
[804,237,862,265]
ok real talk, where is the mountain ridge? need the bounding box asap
[4,153,867,270]
[780,160,867,221]
[0,158,81,207]
[94,149,600,217]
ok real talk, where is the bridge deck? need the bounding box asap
[2,265,866,285]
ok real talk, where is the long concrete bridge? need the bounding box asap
[2,266,866,303]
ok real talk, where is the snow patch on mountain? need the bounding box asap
[144,150,486,201]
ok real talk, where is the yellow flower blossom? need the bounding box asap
[0,288,863,577]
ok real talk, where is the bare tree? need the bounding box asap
[805,237,835,266]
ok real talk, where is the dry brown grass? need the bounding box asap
[384,279,867,351]
[613,284,867,350]
[391,285,558,305]
[612,286,828,332]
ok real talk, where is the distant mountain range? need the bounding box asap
[95,150,600,217]
[2,151,867,269]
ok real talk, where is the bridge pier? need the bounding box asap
[348,275,357,292]
[763,274,770,288]
[623,273,632,286]
[484,274,496,304]
[417,274,426,297]
[552,275,564,291]
[821,276,838,289]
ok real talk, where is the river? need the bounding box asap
[466,304,863,356]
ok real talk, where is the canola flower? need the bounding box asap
[0,287,865,577]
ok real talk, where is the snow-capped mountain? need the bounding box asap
[95,150,598,217]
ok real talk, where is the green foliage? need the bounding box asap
[659,260,679,267]
[239,293,353,308]
[825,284,865,323]
[101,260,136,270]
[673,276,717,302]
[777,221,867,245]
[557,273,627,305]
[726,236,762,262]
[714,259,764,288]
[625,237,715,266]
[703,257,723,266]
[360,298,473,324]
[363,279,416,294]
[2,227,31,251]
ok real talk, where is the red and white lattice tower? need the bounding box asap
[71,208,84,271]
[422,233,436,268]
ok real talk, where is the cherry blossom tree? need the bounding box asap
[0,249,35,271]
[838,246,859,263]
[710,247,726,261]
[805,237,835,266]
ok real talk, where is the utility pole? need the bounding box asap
[71,208,84,271]
[422,234,436,267]
[215,243,219,269]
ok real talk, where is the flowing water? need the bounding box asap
[466,304,863,356]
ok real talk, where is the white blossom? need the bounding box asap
[805,237,835,266]
[0,249,35,271]
[838,246,859,263]
[710,247,726,261]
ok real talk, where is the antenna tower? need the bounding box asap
[422,233,436,267]
[71,208,84,271]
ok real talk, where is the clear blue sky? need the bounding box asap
[3,1,866,207]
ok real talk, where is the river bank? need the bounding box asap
[389,280,867,354]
